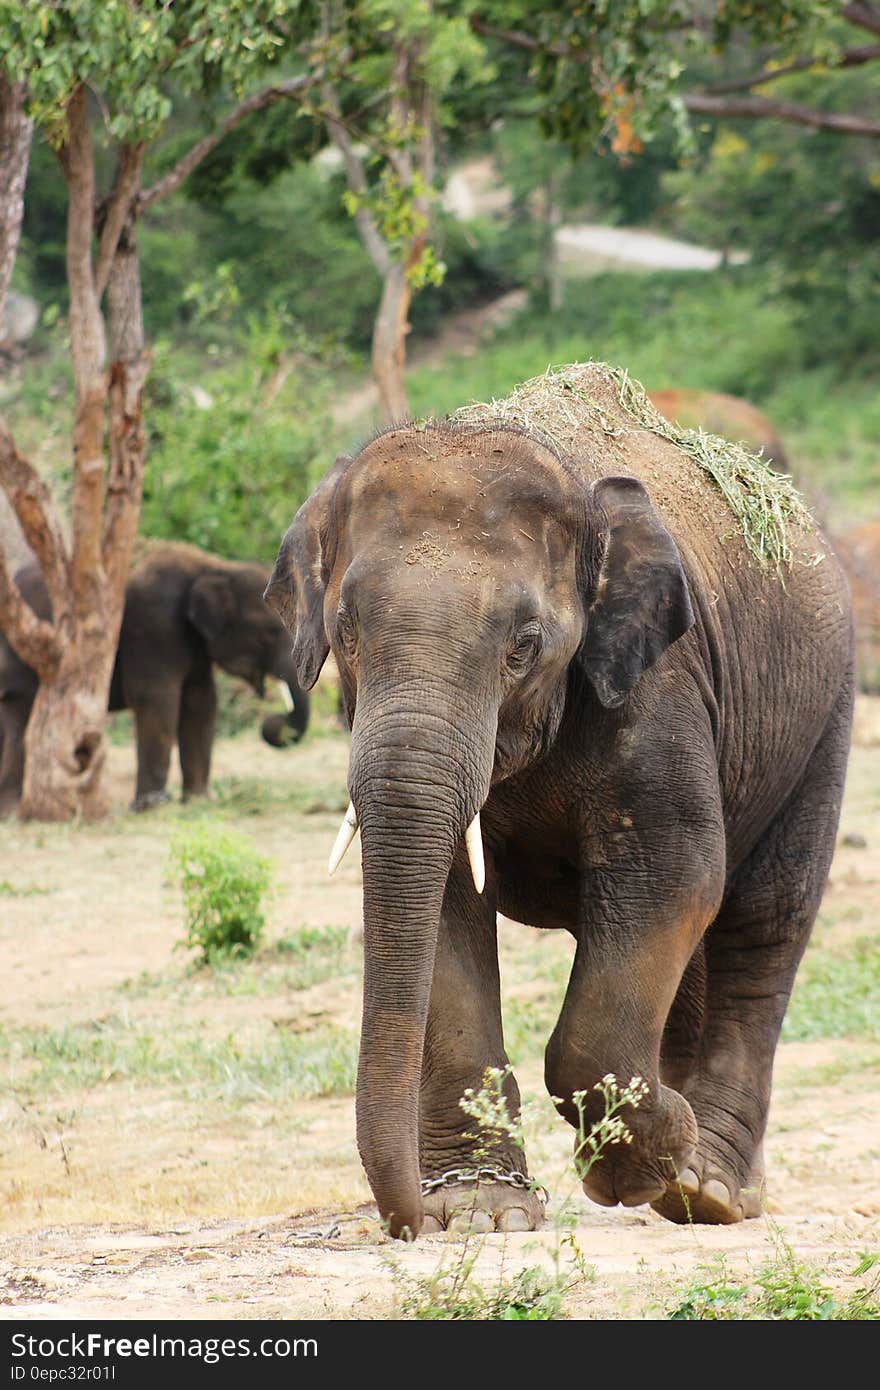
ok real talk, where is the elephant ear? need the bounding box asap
[580,475,695,709]
[187,572,236,644]
[264,453,353,691]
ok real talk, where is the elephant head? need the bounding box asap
[186,564,308,741]
[266,429,693,1237]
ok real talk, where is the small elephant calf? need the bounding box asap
[0,540,307,814]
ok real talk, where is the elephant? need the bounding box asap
[266,363,853,1242]
[647,389,788,468]
[833,519,880,693]
[0,539,308,815]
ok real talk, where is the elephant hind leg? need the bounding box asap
[653,672,854,1225]
[660,940,707,1094]
[0,698,30,816]
[132,692,180,811]
[178,667,217,799]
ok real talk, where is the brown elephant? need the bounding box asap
[267,364,852,1240]
[833,519,880,692]
[647,389,788,467]
[0,540,307,815]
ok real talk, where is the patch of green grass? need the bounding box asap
[272,925,354,990]
[504,994,558,1067]
[665,1245,880,1321]
[0,1015,358,1102]
[113,926,359,1003]
[200,775,348,818]
[665,1258,748,1320]
[0,880,51,897]
[783,936,880,1042]
[397,1260,569,1321]
[787,1049,880,1091]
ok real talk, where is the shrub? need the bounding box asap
[170,825,273,965]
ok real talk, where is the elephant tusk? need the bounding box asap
[328,801,359,876]
[277,680,295,713]
[464,813,485,894]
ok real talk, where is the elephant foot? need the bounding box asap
[650,1144,765,1225]
[578,1084,697,1211]
[181,786,211,803]
[420,1180,545,1235]
[130,789,171,813]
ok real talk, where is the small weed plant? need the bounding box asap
[666,1237,880,1321]
[392,1068,646,1320]
[170,825,273,966]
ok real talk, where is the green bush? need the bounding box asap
[170,825,273,966]
[140,337,328,566]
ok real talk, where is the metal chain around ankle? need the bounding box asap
[420,1166,549,1206]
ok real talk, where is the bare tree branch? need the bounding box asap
[0,78,33,334]
[321,81,392,277]
[0,548,60,678]
[706,43,880,95]
[843,2,880,38]
[472,15,880,138]
[469,18,553,55]
[57,87,108,614]
[58,85,105,399]
[102,216,150,600]
[683,91,880,135]
[0,417,69,674]
[94,142,145,298]
[137,71,319,213]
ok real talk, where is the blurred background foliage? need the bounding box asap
[6,6,879,563]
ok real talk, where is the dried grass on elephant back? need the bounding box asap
[448,363,815,577]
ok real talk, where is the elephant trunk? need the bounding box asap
[261,648,309,746]
[349,695,490,1239]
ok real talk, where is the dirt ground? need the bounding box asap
[1,695,878,1321]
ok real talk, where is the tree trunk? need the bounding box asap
[0,78,33,335]
[21,660,109,821]
[18,113,147,822]
[372,262,412,422]
[543,171,562,314]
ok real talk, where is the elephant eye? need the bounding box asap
[507,622,542,675]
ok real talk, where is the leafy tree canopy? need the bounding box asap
[0,0,311,139]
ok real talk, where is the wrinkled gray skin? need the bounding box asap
[0,542,307,815]
[266,425,853,1241]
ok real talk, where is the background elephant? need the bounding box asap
[267,365,852,1241]
[834,519,880,693]
[0,539,307,815]
[647,388,788,467]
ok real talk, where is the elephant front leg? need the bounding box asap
[418,862,544,1234]
[178,668,217,799]
[546,861,723,1211]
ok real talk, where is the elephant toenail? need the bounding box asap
[448,1209,493,1234]
[702,1178,731,1206]
[677,1167,700,1195]
[420,1215,443,1234]
[496,1207,531,1231]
